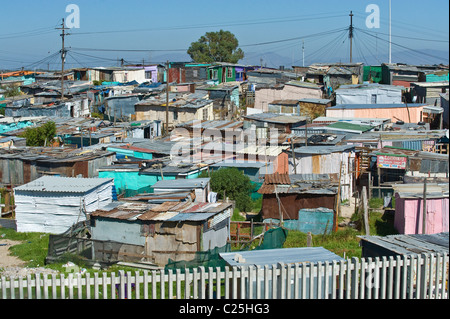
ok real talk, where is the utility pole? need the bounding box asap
[349,11,354,63]
[389,0,392,63]
[165,60,170,136]
[302,40,305,67]
[56,19,69,101]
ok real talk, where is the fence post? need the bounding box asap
[394,255,401,299]
[200,266,207,299]
[388,256,394,299]
[19,275,25,299]
[279,263,286,299]
[59,273,65,299]
[167,269,173,300]
[175,269,181,299]
[209,267,215,299]
[135,271,140,300]
[415,254,422,299]
[110,272,116,299]
[316,262,322,299]
[359,258,366,299]
[224,267,230,299]
[102,272,108,300]
[216,266,222,300]
[231,266,238,299]
[193,268,198,299]
[323,261,330,299]
[33,273,40,300]
[160,269,165,299]
[264,265,270,299]
[442,254,449,299]
[351,257,359,299]
[286,263,292,300]
[85,273,90,299]
[272,264,278,299]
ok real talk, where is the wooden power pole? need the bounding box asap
[165,60,170,136]
[349,11,354,63]
[56,19,70,101]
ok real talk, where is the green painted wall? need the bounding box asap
[208,66,236,83]
[363,66,383,83]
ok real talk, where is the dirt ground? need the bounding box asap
[0,239,26,268]
[340,200,356,220]
[0,239,58,278]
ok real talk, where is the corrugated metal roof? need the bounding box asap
[219,247,344,268]
[299,98,332,104]
[264,173,291,185]
[328,103,427,110]
[358,232,449,255]
[152,178,210,190]
[293,145,355,155]
[14,176,113,193]
[326,122,373,132]
[211,160,266,169]
[393,183,448,199]
[236,145,288,156]
[244,112,307,124]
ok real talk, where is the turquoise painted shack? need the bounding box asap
[426,71,449,82]
[266,208,334,235]
[98,162,209,197]
[107,146,154,160]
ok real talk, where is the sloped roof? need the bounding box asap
[14,176,113,193]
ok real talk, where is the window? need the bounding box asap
[227,67,233,79]
[173,110,178,121]
[210,69,218,80]
[371,94,377,104]
[203,108,209,120]
[145,71,152,79]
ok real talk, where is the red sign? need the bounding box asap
[377,155,407,169]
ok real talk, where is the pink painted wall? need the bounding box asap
[326,105,426,123]
[394,194,449,234]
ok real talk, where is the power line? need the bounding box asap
[355,27,448,62]
[69,13,349,36]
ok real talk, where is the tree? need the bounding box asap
[21,121,57,146]
[187,30,244,63]
[201,168,255,212]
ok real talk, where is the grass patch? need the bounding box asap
[0,227,50,268]
[283,208,398,259]
[283,227,362,259]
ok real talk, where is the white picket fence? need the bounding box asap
[1,253,448,299]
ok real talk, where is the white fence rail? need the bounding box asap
[1,253,448,300]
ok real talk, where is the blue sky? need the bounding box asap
[0,0,448,70]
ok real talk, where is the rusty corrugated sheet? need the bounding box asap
[264,173,291,185]
[258,173,291,194]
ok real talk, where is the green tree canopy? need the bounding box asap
[21,121,57,146]
[201,167,255,212]
[187,30,244,63]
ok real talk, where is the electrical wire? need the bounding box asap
[69,12,349,36]
[356,27,447,62]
